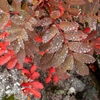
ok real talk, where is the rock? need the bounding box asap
[70,78,86,92]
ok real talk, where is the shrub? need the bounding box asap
[0,0,100,98]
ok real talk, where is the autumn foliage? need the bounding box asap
[0,0,100,98]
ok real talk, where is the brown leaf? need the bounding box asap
[69,42,92,53]
[0,0,10,12]
[25,40,39,56]
[40,18,52,26]
[50,10,61,19]
[0,13,10,30]
[63,55,74,70]
[85,30,98,41]
[90,0,100,15]
[6,25,22,34]
[73,53,96,64]
[59,21,79,32]
[11,15,25,26]
[65,30,88,41]
[39,55,54,70]
[75,60,89,76]
[42,26,59,43]
[82,0,99,14]
[65,0,85,5]
[39,42,50,52]
[11,40,20,53]
[40,53,54,65]
[68,8,80,16]
[53,44,68,67]
[17,48,25,66]
[47,34,64,53]
[12,0,21,13]
[27,30,37,39]
[56,67,68,80]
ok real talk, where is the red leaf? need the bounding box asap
[7,57,17,69]
[83,27,90,34]
[21,81,44,90]
[16,63,23,69]
[47,73,52,78]
[0,32,9,39]
[22,69,30,76]
[0,54,11,65]
[22,87,41,98]
[65,73,70,79]
[49,67,55,74]
[89,65,97,72]
[85,30,98,41]
[31,81,44,89]
[7,50,15,55]
[24,57,32,63]
[0,49,6,56]
[0,42,6,50]
[58,5,64,17]
[53,75,59,85]
[35,36,42,43]
[30,65,37,73]
[45,77,51,84]
[3,20,11,29]
[39,51,45,56]
[28,88,41,98]
[30,72,40,80]
[21,82,32,87]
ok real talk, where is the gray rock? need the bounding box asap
[70,78,86,92]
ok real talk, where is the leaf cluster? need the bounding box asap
[0,0,100,98]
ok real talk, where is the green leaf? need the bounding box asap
[2,94,19,100]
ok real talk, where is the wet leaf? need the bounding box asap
[0,13,10,30]
[53,44,68,67]
[65,30,88,41]
[59,21,79,32]
[42,26,59,43]
[11,40,20,53]
[75,60,89,76]
[69,42,92,53]
[11,15,25,26]
[50,10,61,19]
[73,53,95,64]
[40,18,52,26]
[63,55,74,70]
[48,34,64,53]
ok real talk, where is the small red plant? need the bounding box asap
[21,65,44,98]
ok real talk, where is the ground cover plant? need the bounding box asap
[0,0,100,99]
